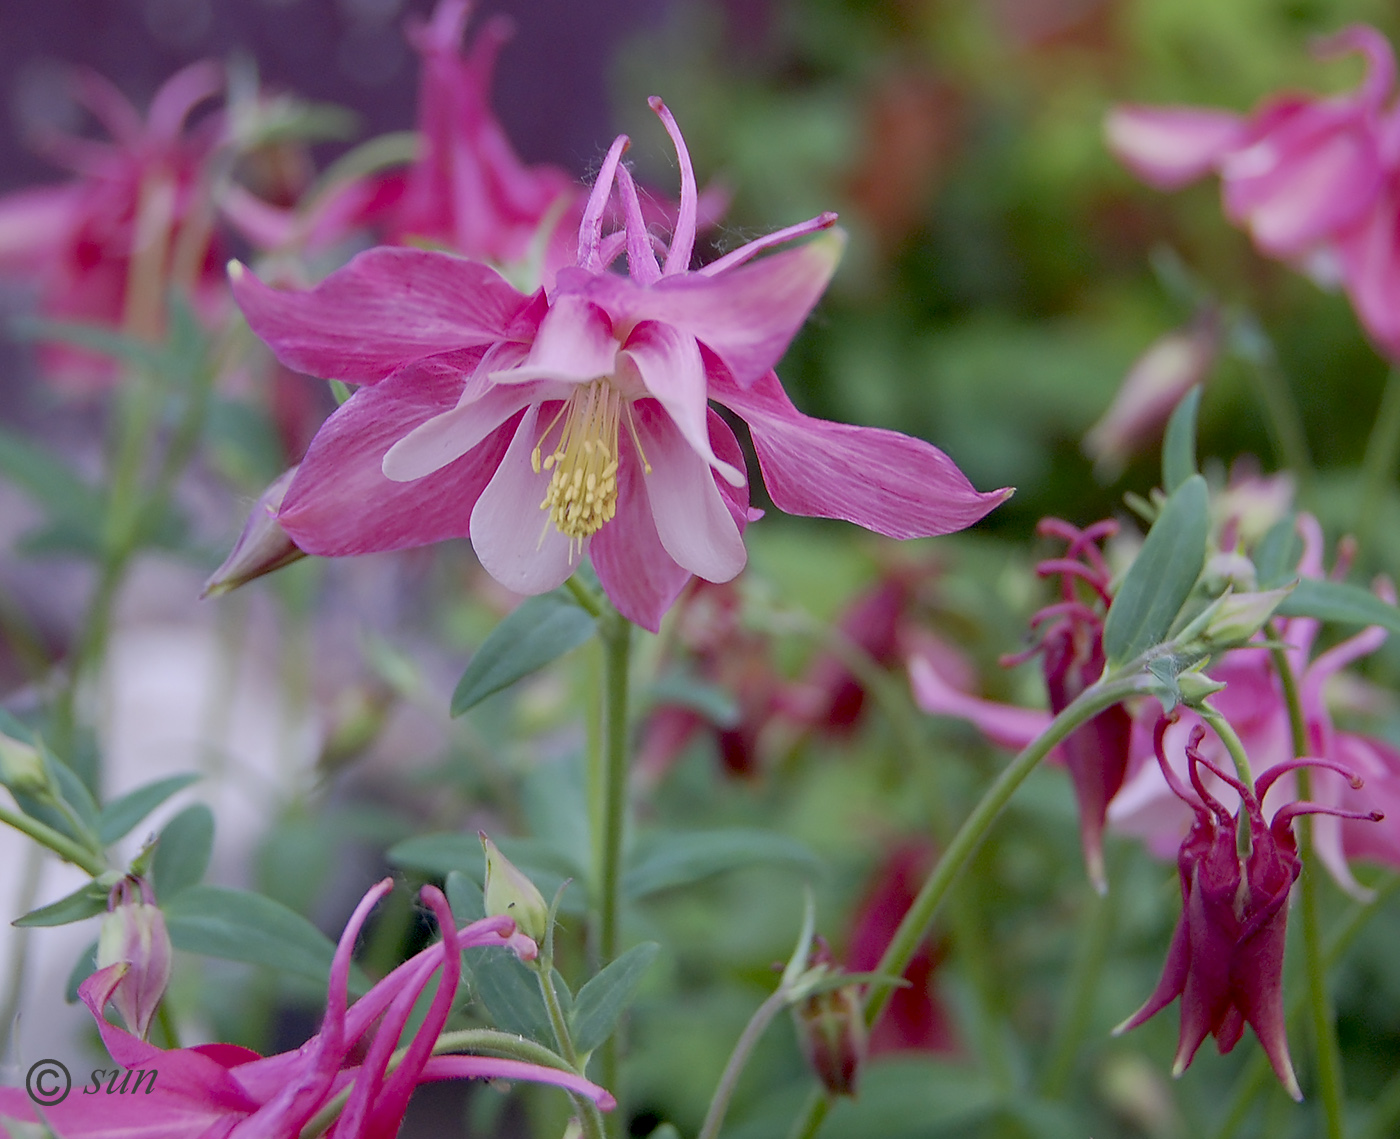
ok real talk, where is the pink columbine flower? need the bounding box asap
[0,61,226,391]
[230,101,1009,632]
[1106,26,1394,263]
[0,880,613,1137]
[1113,722,1379,1100]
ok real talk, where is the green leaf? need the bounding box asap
[1254,515,1303,589]
[570,942,660,1054]
[165,885,365,992]
[1103,474,1208,668]
[388,833,480,877]
[451,592,597,716]
[641,673,741,728]
[445,871,485,923]
[1161,385,1201,493]
[0,426,103,546]
[14,880,110,927]
[1275,578,1400,636]
[66,940,99,1003]
[98,774,201,845]
[623,830,822,901]
[152,804,214,900]
[466,945,552,1042]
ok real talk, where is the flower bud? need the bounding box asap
[201,468,305,599]
[0,731,48,795]
[791,939,867,1097]
[480,833,549,944]
[95,877,173,1040]
[1199,585,1294,651]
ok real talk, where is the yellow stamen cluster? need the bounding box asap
[532,380,624,556]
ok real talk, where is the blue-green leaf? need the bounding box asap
[1254,515,1303,589]
[465,945,551,1043]
[98,774,201,845]
[152,805,214,900]
[1276,578,1400,636]
[165,885,368,992]
[571,942,660,1054]
[1103,474,1209,668]
[14,880,110,928]
[1161,385,1201,493]
[451,592,596,716]
[623,830,822,901]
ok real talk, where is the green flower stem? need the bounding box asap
[0,800,106,876]
[0,844,43,1057]
[1197,706,1254,786]
[1269,632,1345,1139]
[1209,874,1398,1139]
[1039,882,1116,1099]
[594,604,633,1134]
[537,964,581,1070]
[698,987,791,1139]
[786,672,1149,1139]
[1357,367,1400,555]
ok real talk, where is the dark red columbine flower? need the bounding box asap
[1002,518,1133,892]
[1115,720,1381,1099]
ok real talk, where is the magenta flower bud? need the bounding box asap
[201,467,305,599]
[1115,722,1382,1099]
[95,877,173,1041]
[1084,314,1219,480]
[791,939,867,1097]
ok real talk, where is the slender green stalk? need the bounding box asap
[1269,630,1345,1138]
[786,673,1149,1139]
[699,988,791,1139]
[1040,883,1116,1099]
[1357,367,1400,554]
[0,801,106,876]
[0,844,44,1057]
[596,606,633,1134]
[1198,706,1254,785]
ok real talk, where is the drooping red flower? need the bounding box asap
[1114,722,1379,1099]
[0,61,226,390]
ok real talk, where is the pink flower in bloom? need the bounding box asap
[1105,26,1393,262]
[0,61,226,390]
[231,101,1009,631]
[0,880,613,1137]
[1113,722,1379,1099]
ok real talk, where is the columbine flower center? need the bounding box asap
[531,379,635,553]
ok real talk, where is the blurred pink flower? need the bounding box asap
[0,61,226,391]
[232,101,1009,631]
[1106,26,1393,262]
[0,880,612,1137]
[1114,722,1378,1100]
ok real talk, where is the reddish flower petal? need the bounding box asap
[1104,105,1245,190]
[278,363,517,555]
[591,444,691,633]
[715,369,1011,538]
[230,248,540,383]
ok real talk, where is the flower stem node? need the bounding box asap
[95,877,172,1041]
[480,832,550,945]
[790,939,867,1098]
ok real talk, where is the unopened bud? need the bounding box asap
[0,732,47,795]
[201,468,305,599]
[481,833,549,944]
[95,877,172,1040]
[1201,551,1258,596]
[1200,586,1293,649]
[791,940,867,1097]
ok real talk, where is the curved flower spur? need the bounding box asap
[229,100,1010,630]
[1114,721,1382,1100]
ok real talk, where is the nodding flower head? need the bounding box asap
[1115,720,1382,1100]
[1003,518,1133,892]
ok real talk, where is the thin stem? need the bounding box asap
[565,574,606,619]
[596,607,633,1134]
[1039,883,1116,1099]
[0,844,44,1057]
[1269,628,1345,1138]
[538,965,581,1069]
[786,673,1149,1139]
[1357,367,1400,555]
[1198,706,1254,786]
[0,801,106,876]
[698,988,790,1139]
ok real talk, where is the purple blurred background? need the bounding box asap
[0,0,674,194]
